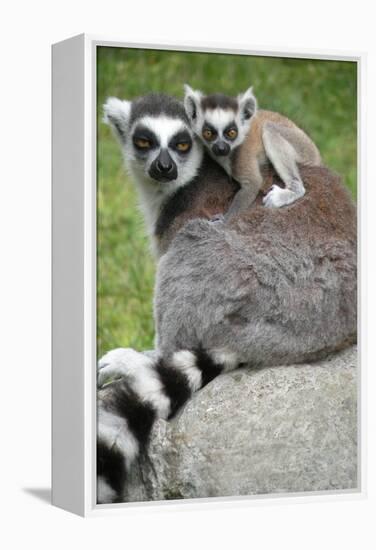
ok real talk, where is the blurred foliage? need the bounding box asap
[97,46,357,357]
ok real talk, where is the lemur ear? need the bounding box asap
[183,84,203,122]
[238,87,257,121]
[103,97,132,142]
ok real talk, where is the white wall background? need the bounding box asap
[0,0,375,548]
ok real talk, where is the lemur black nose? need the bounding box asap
[156,150,174,173]
[149,149,178,182]
[212,141,230,156]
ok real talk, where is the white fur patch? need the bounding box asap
[204,108,236,133]
[184,84,203,121]
[210,349,239,372]
[103,97,131,136]
[97,476,117,504]
[137,116,187,148]
[98,348,171,419]
[98,347,150,372]
[237,87,257,117]
[172,350,202,391]
[98,408,139,470]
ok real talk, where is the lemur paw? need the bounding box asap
[98,348,154,388]
[263,185,305,208]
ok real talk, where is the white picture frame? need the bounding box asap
[52,34,366,517]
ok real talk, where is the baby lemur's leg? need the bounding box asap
[224,157,263,222]
[262,122,312,208]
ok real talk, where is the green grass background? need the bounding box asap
[97,47,357,358]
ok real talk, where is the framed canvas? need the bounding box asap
[52,34,365,517]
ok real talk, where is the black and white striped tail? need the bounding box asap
[97,347,235,503]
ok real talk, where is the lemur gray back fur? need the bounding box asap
[154,165,356,366]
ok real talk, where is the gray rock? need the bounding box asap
[125,346,358,502]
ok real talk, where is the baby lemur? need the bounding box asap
[184,84,322,218]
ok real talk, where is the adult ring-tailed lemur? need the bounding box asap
[97,93,357,504]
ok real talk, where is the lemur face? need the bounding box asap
[104,93,202,194]
[131,116,191,183]
[184,85,257,162]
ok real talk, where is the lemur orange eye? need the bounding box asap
[134,138,151,149]
[226,128,238,140]
[176,142,190,152]
[202,128,215,141]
